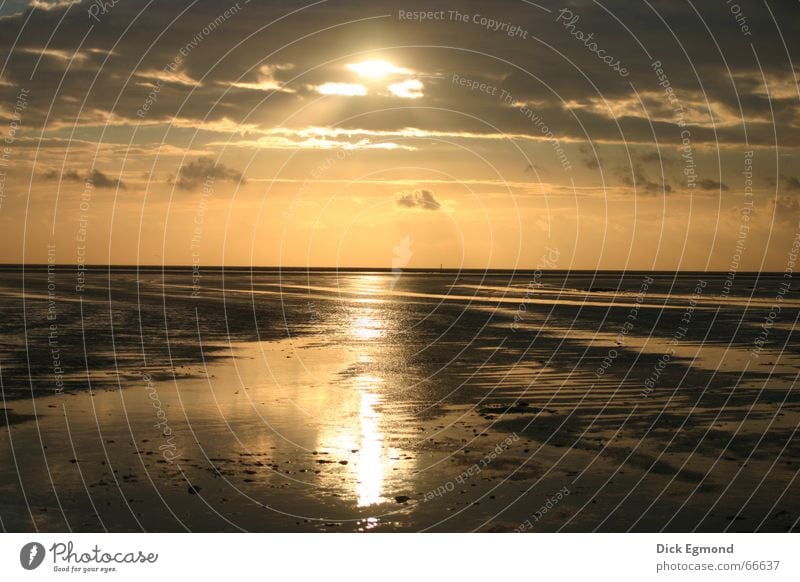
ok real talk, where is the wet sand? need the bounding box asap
[0,269,798,531]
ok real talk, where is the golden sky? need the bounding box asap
[0,0,798,270]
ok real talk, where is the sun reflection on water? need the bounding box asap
[350,314,383,340]
[318,279,401,508]
[348,274,385,295]
[356,389,384,506]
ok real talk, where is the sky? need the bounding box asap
[0,0,799,270]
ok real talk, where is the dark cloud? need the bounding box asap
[42,168,127,189]
[770,196,800,219]
[766,175,800,191]
[0,0,797,149]
[615,165,671,195]
[173,157,245,191]
[637,151,677,166]
[697,179,730,191]
[579,144,603,170]
[396,189,441,210]
[785,177,800,192]
[523,163,548,174]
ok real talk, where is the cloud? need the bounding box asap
[615,165,671,195]
[785,177,800,192]
[173,157,245,190]
[579,144,603,170]
[42,168,127,189]
[396,189,441,210]
[227,63,295,92]
[769,196,800,221]
[524,163,547,174]
[29,0,80,10]
[697,179,729,191]
[387,79,424,99]
[766,175,800,191]
[637,151,677,166]
[1,0,799,150]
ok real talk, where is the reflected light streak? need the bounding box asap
[356,390,384,507]
[350,315,383,340]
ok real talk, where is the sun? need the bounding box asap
[346,59,411,78]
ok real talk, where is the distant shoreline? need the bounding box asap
[0,264,787,276]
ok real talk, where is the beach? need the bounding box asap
[0,268,798,532]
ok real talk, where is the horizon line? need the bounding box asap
[0,263,786,275]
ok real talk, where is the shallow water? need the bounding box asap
[0,269,798,531]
